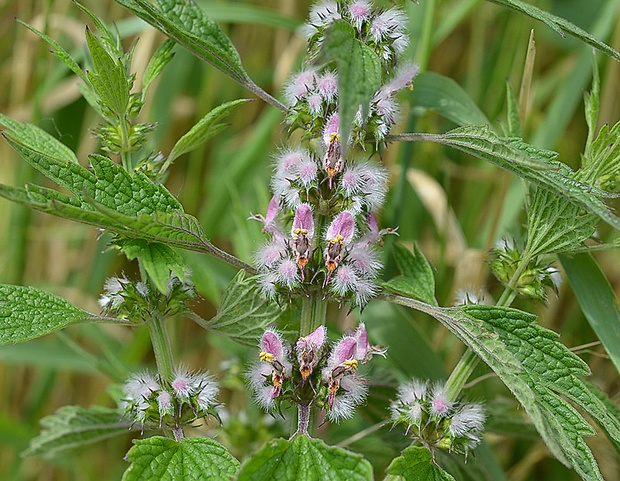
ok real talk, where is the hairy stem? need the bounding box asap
[300,293,328,337]
[146,310,175,383]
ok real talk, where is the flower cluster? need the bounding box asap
[489,238,562,301]
[248,323,385,422]
[98,272,195,320]
[122,367,220,430]
[390,379,486,456]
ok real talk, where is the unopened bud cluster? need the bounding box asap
[98,272,195,320]
[122,368,219,429]
[248,324,385,422]
[489,238,562,301]
[390,379,486,456]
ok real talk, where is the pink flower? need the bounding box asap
[251,330,292,407]
[292,204,315,280]
[323,113,342,189]
[296,325,326,382]
[317,71,338,103]
[324,211,356,283]
[430,382,453,418]
[348,1,372,30]
[284,69,317,104]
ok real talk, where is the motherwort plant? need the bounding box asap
[1,0,620,480]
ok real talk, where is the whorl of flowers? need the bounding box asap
[390,379,486,456]
[489,238,562,301]
[98,272,195,319]
[248,324,386,422]
[122,367,220,429]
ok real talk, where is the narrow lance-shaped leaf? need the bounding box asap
[237,435,373,481]
[391,125,620,230]
[0,285,125,345]
[123,436,240,481]
[23,405,131,459]
[321,20,382,153]
[164,99,251,171]
[486,0,620,62]
[113,0,285,110]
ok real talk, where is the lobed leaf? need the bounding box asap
[23,405,131,459]
[237,435,373,481]
[386,446,456,481]
[486,0,620,62]
[0,285,112,345]
[122,436,240,481]
[189,270,281,346]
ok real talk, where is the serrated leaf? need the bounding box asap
[384,295,606,480]
[0,285,107,345]
[409,72,490,126]
[142,39,176,94]
[166,99,251,168]
[394,125,620,230]
[237,435,372,481]
[16,19,89,84]
[189,270,281,346]
[23,405,130,459]
[122,436,239,481]
[0,113,79,165]
[322,20,381,152]
[85,28,131,117]
[486,0,620,62]
[560,252,620,374]
[120,240,188,294]
[525,187,597,257]
[387,446,455,481]
[384,243,436,305]
[114,0,246,84]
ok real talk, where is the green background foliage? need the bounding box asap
[0,0,619,479]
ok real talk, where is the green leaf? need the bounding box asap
[525,187,597,257]
[387,446,456,481]
[0,285,105,345]
[237,436,373,481]
[384,243,437,305]
[189,270,281,346]
[0,113,79,165]
[120,240,188,294]
[322,20,382,151]
[486,0,620,62]
[409,71,490,126]
[384,295,606,480]
[85,27,131,117]
[122,436,240,481]
[114,0,247,84]
[560,252,620,374]
[23,405,130,459]
[142,39,176,95]
[166,99,251,168]
[504,80,521,138]
[395,125,620,230]
[16,19,89,84]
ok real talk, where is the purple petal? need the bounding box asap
[334,337,357,364]
[292,204,315,238]
[265,196,279,225]
[261,330,283,359]
[326,212,355,244]
[354,323,370,360]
